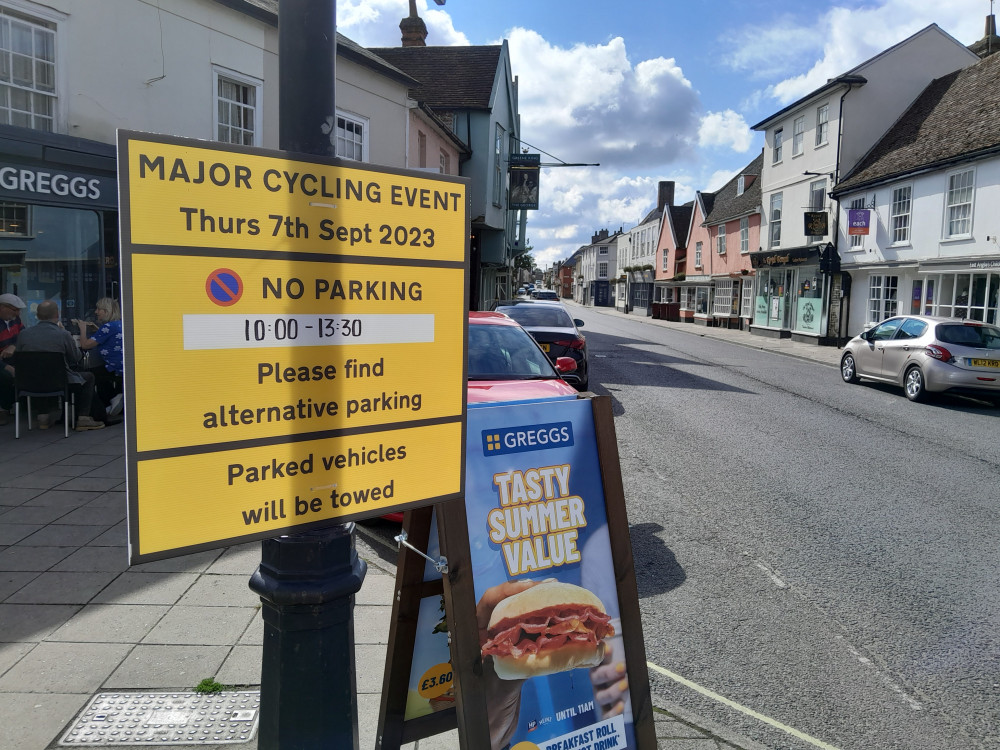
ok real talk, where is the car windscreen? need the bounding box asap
[467,324,559,380]
[936,323,1000,349]
[495,305,573,328]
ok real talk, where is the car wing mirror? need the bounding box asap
[573,319,585,327]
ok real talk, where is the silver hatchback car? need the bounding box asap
[840,315,1000,403]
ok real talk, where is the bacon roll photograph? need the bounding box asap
[481,580,615,680]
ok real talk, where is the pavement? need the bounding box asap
[0,311,843,750]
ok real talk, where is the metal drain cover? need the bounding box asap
[59,691,260,746]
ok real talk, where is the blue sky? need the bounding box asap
[338,0,994,269]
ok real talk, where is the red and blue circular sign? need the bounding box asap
[205,269,243,307]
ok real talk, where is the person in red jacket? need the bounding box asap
[0,293,26,425]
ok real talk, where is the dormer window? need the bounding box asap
[737,176,745,196]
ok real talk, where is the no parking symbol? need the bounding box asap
[206,268,243,306]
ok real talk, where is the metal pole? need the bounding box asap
[249,3,367,748]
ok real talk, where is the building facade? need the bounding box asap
[750,24,979,343]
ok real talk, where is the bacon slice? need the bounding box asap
[482,605,616,657]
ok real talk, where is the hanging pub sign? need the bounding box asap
[803,211,828,237]
[848,208,871,235]
[509,153,540,210]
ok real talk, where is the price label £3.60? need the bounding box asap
[417,662,454,699]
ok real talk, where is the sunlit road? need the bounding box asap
[573,305,1000,750]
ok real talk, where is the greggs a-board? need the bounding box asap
[377,396,654,749]
[117,131,469,564]
[465,397,648,749]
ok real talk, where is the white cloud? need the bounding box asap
[732,0,989,106]
[507,28,702,170]
[337,0,468,46]
[698,110,754,152]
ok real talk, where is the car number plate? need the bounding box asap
[969,358,1000,368]
[540,343,550,352]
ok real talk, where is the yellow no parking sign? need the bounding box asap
[118,131,469,563]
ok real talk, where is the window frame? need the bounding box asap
[740,278,754,317]
[944,168,974,239]
[716,224,726,255]
[815,104,829,146]
[334,110,369,162]
[713,279,734,316]
[740,216,749,254]
[867,274,899,325]
[769,192,782,248]
[772,128,783,163]
[809,179,826,243]
[0,4,61,132]
[890,184,912,245]
[694,241,703,268]
[493,122,505,206]
[792,116,805,156]
[213,66,262,147]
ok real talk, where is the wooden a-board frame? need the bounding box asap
[377,394,657,749]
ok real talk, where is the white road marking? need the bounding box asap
[646,660,845,750]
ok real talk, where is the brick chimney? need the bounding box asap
[969,14,999,58]
[658,181,675,210]
[400,0,428,47]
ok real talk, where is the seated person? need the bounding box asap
[76,297,124,416]
[15,299,106,431]
[0,293,27,426]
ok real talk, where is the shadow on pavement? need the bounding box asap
[628,522,686,599]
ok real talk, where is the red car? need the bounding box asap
[382,311,578,520]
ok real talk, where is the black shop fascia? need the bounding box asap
[0,124,119,326]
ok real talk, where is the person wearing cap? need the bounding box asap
[14,299,105,431]
[0,293,26,425]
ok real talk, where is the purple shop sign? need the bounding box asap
[848,208,870,236]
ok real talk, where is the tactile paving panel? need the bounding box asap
[58,691,260,746]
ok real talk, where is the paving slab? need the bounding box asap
[175,574,260,608]
[105,645,230,690]
[93,572,199,606]
[215,644,263,686]
[50,546,130,572]
[5,570,118,605]
[46,604,170,644]
[0,544,76,571]
[142,606,259,646]
[0,603,82,643]
[18,523,111,547]
[0,692,90,750]
[0,641,131,693]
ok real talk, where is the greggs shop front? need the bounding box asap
[0,125,118,326]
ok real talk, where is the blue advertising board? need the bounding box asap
[465,398,637,750]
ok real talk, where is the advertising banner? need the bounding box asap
[465,399,636,750]
[848,208,871,236]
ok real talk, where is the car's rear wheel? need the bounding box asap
[840,352,859,383]
[904,365,927,402]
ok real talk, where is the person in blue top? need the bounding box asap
[76,297,124,417]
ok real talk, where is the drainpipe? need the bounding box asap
[830,74,866,345]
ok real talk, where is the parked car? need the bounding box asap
[840,315,1000,403]
[493,301,589,391]
[381,312,579,521]
[532,289,560,301]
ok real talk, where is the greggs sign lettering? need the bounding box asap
[488,464,586,576]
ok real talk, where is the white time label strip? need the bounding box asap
[181,314,434,350]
